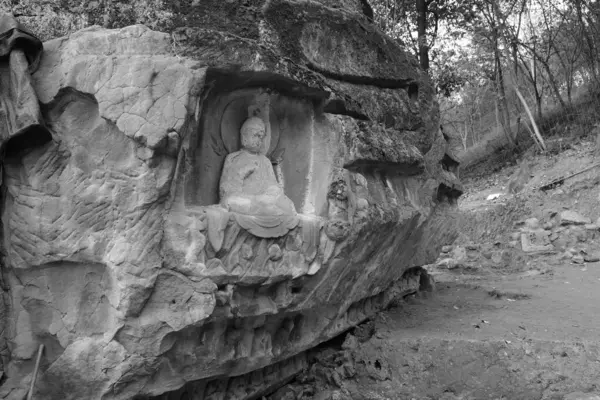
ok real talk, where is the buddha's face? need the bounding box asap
[240,118,267,154]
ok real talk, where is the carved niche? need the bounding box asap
[184,76,334,238]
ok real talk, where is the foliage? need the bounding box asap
[371,0,600,154]
[0,0,174,41]
[2,0,599,155]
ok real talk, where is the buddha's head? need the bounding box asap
[240,117,268,154]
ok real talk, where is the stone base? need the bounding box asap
[146,270,423,400]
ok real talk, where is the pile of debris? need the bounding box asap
[437,209,600,269]
[516,210,600,263]
[267,322,383,400]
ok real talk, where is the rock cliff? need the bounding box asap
[0,2,461,399]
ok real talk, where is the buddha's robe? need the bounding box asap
[219,149,298,237]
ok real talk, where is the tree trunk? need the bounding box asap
[488,0,515,147]
[416,0,429,70]
[538,58,569,112]
[514,85,546,152]
[574,0,599,85]
[495,45,515,146]
[535,92,543,121]
[531,56,543,120]
[511,36,522,138]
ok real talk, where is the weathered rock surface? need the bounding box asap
[0,2,461,399]
[561,210,592,226]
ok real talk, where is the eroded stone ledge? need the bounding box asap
[145,269,423,399]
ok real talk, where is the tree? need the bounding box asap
[372,0,474,74]
[416,0,430,70]
[573,0,600,88]
[374,0,600,155]
[469,0,523,146]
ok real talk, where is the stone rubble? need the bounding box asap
[435,209,600,268]
[563,393,600,400]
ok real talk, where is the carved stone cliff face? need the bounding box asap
[0,2,461,399]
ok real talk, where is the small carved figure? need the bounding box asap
[219,117,298,237]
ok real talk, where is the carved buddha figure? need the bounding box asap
[219,117,298,237]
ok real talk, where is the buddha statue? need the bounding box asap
[219,117,299,237]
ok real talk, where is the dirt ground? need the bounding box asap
[270,136,600,400]
[347,264,600,400]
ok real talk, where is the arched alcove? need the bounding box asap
[186,81,321,214]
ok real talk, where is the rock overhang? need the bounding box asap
[203,68,331,105]
[170,0,437,154]
[263,0,421,83]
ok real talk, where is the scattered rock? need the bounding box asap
[561,251,574,260]
[439,394,463,400]
[520,231,553,253]
[553,236,569,251]
[514,220,526,229]
[437,258,460,269]
[572,227,588,242]
[450,246,467,261]
[560,210,592,225]
[525,218,540,230]
[314,390,335,400]
[270,386,299,400]
[510,232,521,241]
[486,193,503,201]
[544,209,558,219]
[441,245,453,253]
[364,358,390,381]
[341,334,359,351]
[354,321,376,343]
[584,253,600,263]
[330,390,352,400]
[491,251,504,264]
[563,392,600,400]
[572,254,585,264]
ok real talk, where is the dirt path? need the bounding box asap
[268,260,600,400]
[393,264,600,343]
[339,262,600,400]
